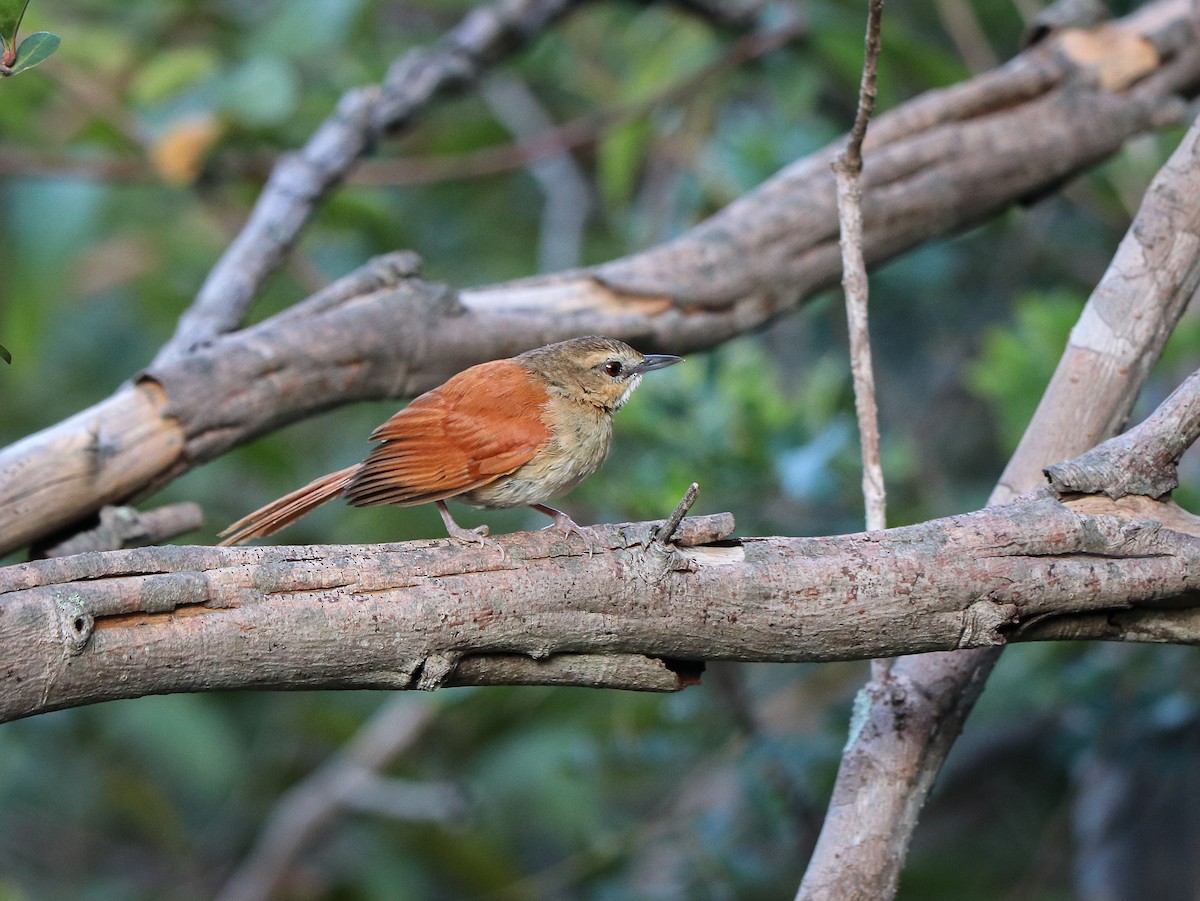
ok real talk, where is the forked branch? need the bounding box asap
[796,61,1200,901]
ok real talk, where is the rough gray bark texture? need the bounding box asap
[3,488,1200,725]
[1,0,1197,556]
[1046,369,1200,500]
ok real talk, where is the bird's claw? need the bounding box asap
[446,522,506,560]
[551,516,597,557]
[530,505,598,556]
[437,501,506,560]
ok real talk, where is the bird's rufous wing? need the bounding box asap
[342,359,550,507]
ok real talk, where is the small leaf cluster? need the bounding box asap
[0,0,58,77]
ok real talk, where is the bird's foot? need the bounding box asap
[438,501,506,560]
[531,504,597,556]
[449,523,507,558]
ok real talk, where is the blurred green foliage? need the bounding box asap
[2,1,1199,899]
[966,290,1085,456]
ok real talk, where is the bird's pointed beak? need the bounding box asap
[634,354,683,374]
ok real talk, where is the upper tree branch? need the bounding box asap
[153,0,587,365]
[1,0,1196,558]
[152,0,786,365]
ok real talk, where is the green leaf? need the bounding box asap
[0,343,10,364]
[0,0,29,54]
[10,30,57,74]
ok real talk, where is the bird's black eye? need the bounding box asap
[603,360,623,377]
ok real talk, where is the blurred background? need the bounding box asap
[3,0,1200,898]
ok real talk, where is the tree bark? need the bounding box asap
[3,482,1200,725]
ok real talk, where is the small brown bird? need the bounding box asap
[218,336,682,550]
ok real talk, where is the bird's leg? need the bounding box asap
[437,501,505,558]
[531,504,596,554]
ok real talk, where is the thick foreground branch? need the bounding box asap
[1,0,1197,557]
[3,492,1200,724]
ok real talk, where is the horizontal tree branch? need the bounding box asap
[2,0,1197,558]
[2,490,1200,724]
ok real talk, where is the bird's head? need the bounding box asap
[518,336,682,412]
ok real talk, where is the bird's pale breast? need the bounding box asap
[461,395,613,509]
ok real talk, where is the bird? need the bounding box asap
[217,336,682,551]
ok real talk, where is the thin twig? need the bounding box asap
[838,0,885,175]
[32,503,205,558]
[654,482,701,545]
[831,0,887,689]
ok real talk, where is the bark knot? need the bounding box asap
[959,599,1020,648]
[54,593,95,657]
[414,651,461,690]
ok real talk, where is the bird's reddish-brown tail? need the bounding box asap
[217,465,358,546]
